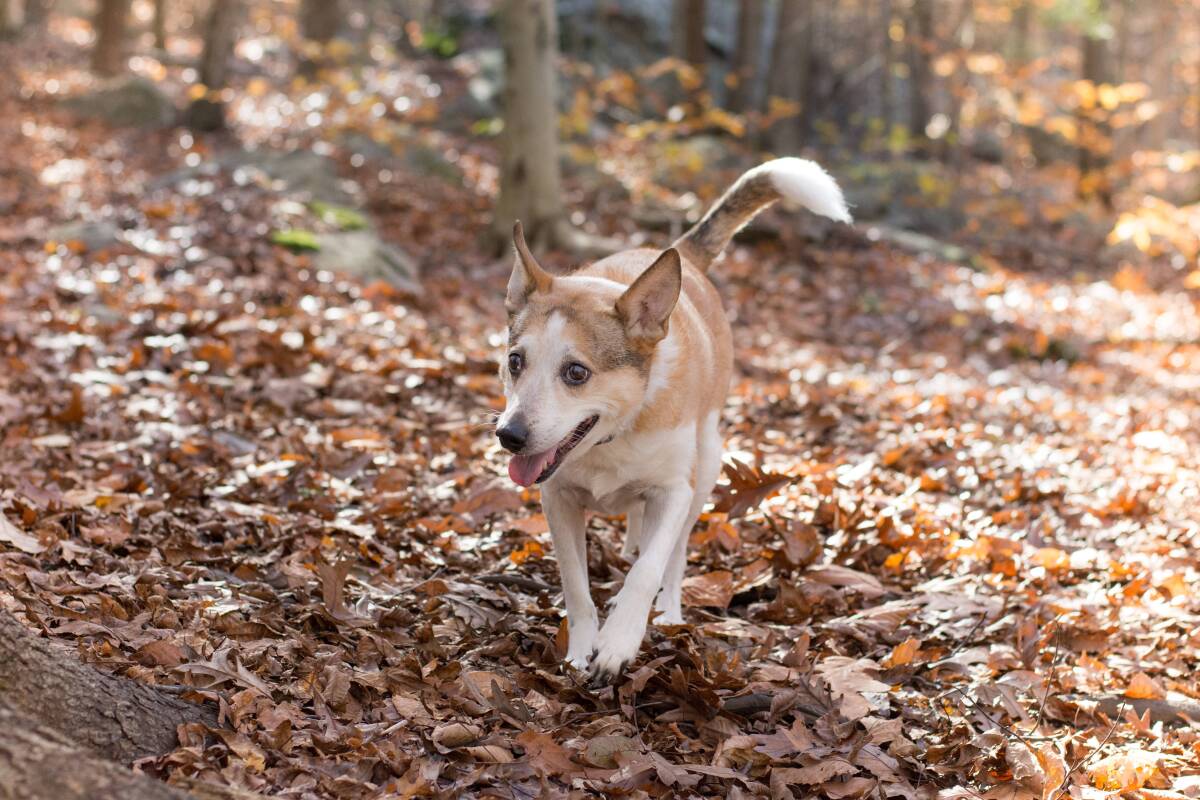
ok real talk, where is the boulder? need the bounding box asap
[313,230,421,295]
[61,77,176,128]
[46,220,121,251]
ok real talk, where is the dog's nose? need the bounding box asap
[497,418,529,453]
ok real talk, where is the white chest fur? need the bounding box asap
[552,423,698,511]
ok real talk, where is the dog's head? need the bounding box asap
[496,223,681,486]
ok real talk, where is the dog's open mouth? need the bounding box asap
[507,415,599,487]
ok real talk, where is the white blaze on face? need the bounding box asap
[500,311,582,453]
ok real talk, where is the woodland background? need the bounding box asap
[0,0,1198,798]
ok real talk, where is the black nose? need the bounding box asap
[497,417,528,453]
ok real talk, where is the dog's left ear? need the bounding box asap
[506,221,553,313]
[615,248,682,347]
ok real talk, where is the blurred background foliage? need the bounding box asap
[6,0,1200,282]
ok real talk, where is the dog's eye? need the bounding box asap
[562,362,591,385]
[508,352,524,376]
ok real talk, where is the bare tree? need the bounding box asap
[766,0,812,151]
[729,0,766,112]
[299,0,341,75]
[153,0,168,50]
[671,0,706,72]
[1079,0,1113,205]
[91,0,132,76]
[490,0,564,250]
[908,0,934,147]
[184,0,241,131]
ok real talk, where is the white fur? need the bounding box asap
[752,157,852,224]
[641,329,679,407]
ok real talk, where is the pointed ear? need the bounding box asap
[615,248,682,346]
[506,221,553,312]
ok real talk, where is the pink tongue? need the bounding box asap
[508,448,556,487]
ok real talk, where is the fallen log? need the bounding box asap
[0,610,216,763]
[0,704,192,800]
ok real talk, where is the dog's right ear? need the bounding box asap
[506,221,553,313]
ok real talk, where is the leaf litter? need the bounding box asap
[0,31,1199,800]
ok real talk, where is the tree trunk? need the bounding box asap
[490,0,563,251]
[0,705,193,800]
[728,0,765,112]
[671,0,706,71]
[299,0,340,75]
[908,0,933,148]
[1078,0,1113,206]
[766,0,811,152]
[0,611,215,764]
[91,0,132,77]
[25,0,51,31]
[153,0,168,50]
[0,0,14,38]
[880,0,894,133]
[184,0,240,131]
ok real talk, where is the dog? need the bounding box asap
[497,158,850,679]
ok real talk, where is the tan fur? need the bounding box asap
[497,158,848,677]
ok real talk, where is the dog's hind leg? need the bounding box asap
[620,500,645,561]
[542,486,598,670]
[655,413,723,624]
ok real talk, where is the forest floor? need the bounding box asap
[2,31,1200,800]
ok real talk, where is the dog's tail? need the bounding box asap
[673,157,851,270]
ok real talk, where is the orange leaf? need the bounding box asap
[1124,671,1164,700]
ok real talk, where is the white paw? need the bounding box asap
[588,613,648,681]
[564,615,598,671]
[654,609,685,625]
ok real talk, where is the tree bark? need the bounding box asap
[728,0,765,112]
[490,0,564,251]
[0,705,193,800]
[153,0,168,50]
[25,0,51,31]
[185,0,240,131]
[766,0,811,151]
[91,0,132,77]
[671,0,706,71]
[0,611,215,764]
[880,0,894,133]
[908,0,934,147]
[298,0,341,75]
[1078,0,1113,206]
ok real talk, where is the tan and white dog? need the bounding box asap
[497,158,850,680]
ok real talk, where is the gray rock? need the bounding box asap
[224,149,360,207]
[46,220,120,251]
[61,77,176,128]
[313,231,421,295]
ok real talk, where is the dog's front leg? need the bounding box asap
[541,486,598,670]
[589,482,693,680]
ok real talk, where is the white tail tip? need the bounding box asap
[755,157,852,224]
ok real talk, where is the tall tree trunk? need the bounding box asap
[299,0,341,76]
[91,0,132,77]
[1078,0,1113,206]
[184,0,240,131]
[25,0,52,31]
[766,0,811,152]
[908,0,934,149]
[0,611,215,763]
[880,0,894,134]
[729,0,765,112]
[0,0,12,39]
[490,0,563,251]
[153,0,168,50]
[671,0,706,72]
